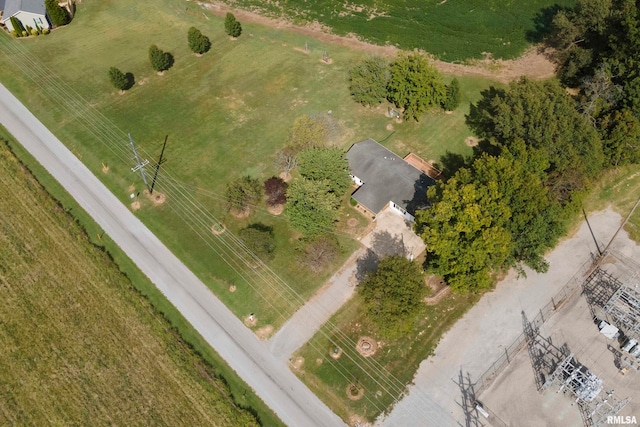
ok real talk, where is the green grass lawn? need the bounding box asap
[584,165,640,241]
[216,0,575,61]
[0,0,493,329]
[294,290,480,421]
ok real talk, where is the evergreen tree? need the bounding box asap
[224,13,242,37]
[45,0,70,26]
[187,27,211,55]
[107,67,129,91]
[149,45,173,72]
[443,78,461,111]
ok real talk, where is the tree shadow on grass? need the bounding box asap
[125,72,135,90]
[355,231,406,283]
[526,5,566,44]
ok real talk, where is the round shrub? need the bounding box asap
[10,31,17,37]
[31,29,38,36]
[42,28,50,35]
[21,31,28,37]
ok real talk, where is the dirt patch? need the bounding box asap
[356,336,378,357]
[329,346,343,359]
[118,90,125,96]
[130,200,141,211]
[465,136,479,147]
[267,204,285,215]
[279,171,292,182]
[290,356,304,370]
[211,223,226,235]
[137,77,149,86]
[347,218,358,228]
[346,383,364,401]
[349,415,371,427]
[200,1,555,84]
[293,47,310,54]
[316,358,323,365]
[230,209,250,218]
[101,163,109,174]
[228,284,236,292]
[255,324,274,340]
[244,313,257,327]
[425,286,451,306]
[386,123,394,131]
[142,189,166,205]
[157,70,165,76]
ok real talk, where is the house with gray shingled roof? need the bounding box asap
[346,138,434,222]
[1,0,50,33]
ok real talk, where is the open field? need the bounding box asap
[293,290,479,421]
[212,0,575,61]
[0,0,495,329]
[0,141,263,426]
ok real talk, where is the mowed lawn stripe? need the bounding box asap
[0,143,258,426]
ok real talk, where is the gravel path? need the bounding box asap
[0,83,344,427]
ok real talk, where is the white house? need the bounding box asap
[1,0,50,33]
[346,138,435,222]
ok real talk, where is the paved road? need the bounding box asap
[0,83,344,427]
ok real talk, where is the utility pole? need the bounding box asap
[128,133,150,192]
[150,135,168,195]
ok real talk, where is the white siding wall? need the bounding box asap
[350,174,364,186]
[389,201,415,222]
[5,12,50,32]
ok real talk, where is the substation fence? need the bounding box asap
[473,258,593,396]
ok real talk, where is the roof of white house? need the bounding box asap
[346,138,434,215]
[3,0,46,19]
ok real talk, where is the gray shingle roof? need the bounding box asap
[0,0,6,14]
[346,139,434,215]
[3,0,46,20]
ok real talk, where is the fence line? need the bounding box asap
[472,257,593,396]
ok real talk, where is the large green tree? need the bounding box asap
[387,53,446,121]
[187,27,211,55]
[415,169,513,293]
[286,179,339,237]
[298,147,350,194]
[349,55,390,107]
[467,78,603,204]
[358,256,426,338]
[225,176,262,215]
[45,0,70,26]
[287,115,330,150]
[239,223,276,260]
[601,109,640,166]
